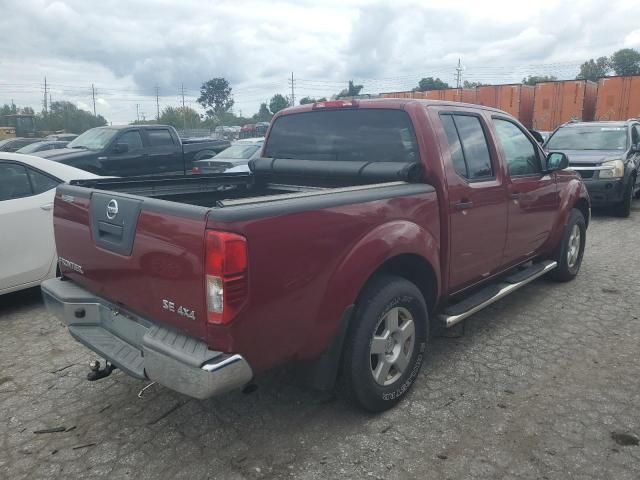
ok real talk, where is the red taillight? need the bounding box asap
[205,231,248,325]
[192,166,201,174]
[312,100,359,109]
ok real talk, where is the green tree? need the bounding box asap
[336,80,364,98]
[576,57,610,81]
[252,103,273,122]
[269,94,289,114]
[300,96,328,105]
[462,80,485,88]
[415,77,449,91]
[522,75,557,85]
[197,78,234,119]
[158,106,201,130]
[37,101,106,133]
[609,48,640,76]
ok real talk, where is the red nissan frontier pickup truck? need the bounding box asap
[42,99,590,412]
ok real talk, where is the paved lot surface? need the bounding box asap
[2,205,640,480]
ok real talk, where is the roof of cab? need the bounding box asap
[276,98,509,116]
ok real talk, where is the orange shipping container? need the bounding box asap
[477,85,534,128]
[476,85,500,108]
[425,90,445,100]
[532,80,597,131]
[380,91,415,99]
[595,76,640,121]
[497,85,535,128]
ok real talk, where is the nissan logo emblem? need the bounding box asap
[106,199,119,220]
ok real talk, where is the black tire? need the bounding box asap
[550,209,586,282]
[615,177,634,217]
[339,275,428,412]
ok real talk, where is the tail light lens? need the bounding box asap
[205,231,248,324]
[192,166,201,174]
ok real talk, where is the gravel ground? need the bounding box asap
[1,204,640,480]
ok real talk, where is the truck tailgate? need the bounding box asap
[53,184,210,341]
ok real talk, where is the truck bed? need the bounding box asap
[69,157,424,208]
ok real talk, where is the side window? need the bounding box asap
[632,126,640,145]
[441,115,467,178]
[28,168,61,194]
[440,113,493,180]
[147,129,174,146]
[493,118,541,176]
[0,164,32,201]
[117,131,144,150]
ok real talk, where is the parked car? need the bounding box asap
[16,140,69,154]
[239,123,257,139]
[544,120,640,216]
[0,137,46,152]
[42,98,589,412]
[37,125,230,176]
[0,153,98,295]
[46,133,79,142]
[191,138,264,174]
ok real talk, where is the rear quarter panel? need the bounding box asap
[206,189,440,372]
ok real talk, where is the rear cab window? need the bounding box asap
[147,129,175,146]
[440,113,494,180]
[264,108,419,163]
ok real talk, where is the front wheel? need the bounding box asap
[615,177,634,217]
[339,275,428,412]
[550,209,586,282]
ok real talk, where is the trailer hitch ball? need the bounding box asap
[87,360,117,381]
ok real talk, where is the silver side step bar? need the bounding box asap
[439,260,558,328]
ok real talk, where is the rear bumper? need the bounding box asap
[581,178,625,206]
[41,278,253,399]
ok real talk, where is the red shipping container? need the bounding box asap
[532,80,597,131]
[595,76,640,121]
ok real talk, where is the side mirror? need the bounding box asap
[113,142,129,154]
[546,152,569,172]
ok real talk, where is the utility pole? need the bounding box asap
[136,104,140,123]
[455,59,463,89]
[155,84,160,121]
[181,83,186,130]
[43,76,48,115]
[289,72,295,106]
[91,83,97,116]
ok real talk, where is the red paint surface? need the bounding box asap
[53,99,589,374]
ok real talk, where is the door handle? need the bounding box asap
[455,201,474,210]
[40,203,54,211]
[509,193,520,200]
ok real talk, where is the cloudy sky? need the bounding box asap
[1,0,639,124]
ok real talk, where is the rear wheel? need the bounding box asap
[550,209,586,282]
[339,275,428,412]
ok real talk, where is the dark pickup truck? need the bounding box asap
[43,99,590,412]
[37,125,229,176]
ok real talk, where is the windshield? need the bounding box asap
[68,128,117,151]
[214,144,261,160]
[546,126,628,151]
[264,109,418,162]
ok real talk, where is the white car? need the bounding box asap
[0,153,99,295]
